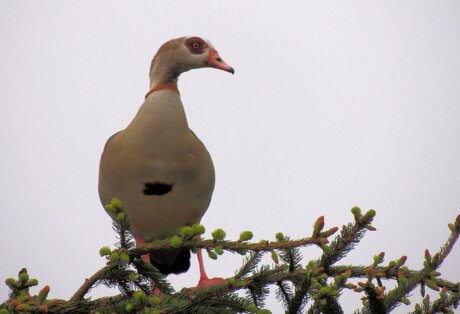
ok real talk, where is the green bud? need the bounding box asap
[178,226,194,239]
[116,212,126,222]
[105,198,123,213]
[169,235,183,248]
[99,246,112,257]
[112,197,122,208]
[238,231,253,242]
[110,252,119,263]
[0,309,11,314]
[426,279,439,291]
[319,286,330,295]
[211,228,226,241]
[19,272,29,283]
[5,278,16,287]
[28,278,38,287]
[125,303,134,312]
[373,252,385,265]
[422,295,430,307]
[214,245,224,255]
[119,252,130,264]
[351,206,362,218]
[149,296,161,305]
[133,291,147,305]
[401,297,410,305]
[208,250,218,260]
[275,232,284,241]
[306,260,316,270]
[191,224,205,235]
[363,209,376,220]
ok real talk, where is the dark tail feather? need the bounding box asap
[150,248,191,275]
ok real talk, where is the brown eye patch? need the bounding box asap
[185,37,208,54]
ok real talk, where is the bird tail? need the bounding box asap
[150,248,191,275]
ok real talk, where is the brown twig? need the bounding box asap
[131,237,322,258]
[70,264,113,302]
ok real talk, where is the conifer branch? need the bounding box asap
[321,207,376,268]
[2,208,459,313]
[383,214,460,312]
[132,236,322,258]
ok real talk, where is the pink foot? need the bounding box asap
[194,248,226,290]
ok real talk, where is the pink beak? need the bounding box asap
[205,49,235,74]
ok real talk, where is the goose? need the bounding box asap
[98,36,234,291]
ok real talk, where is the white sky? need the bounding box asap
[1,1,460,313]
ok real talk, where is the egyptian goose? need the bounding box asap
[98,36,234,290]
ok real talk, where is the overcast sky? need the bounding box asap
[1,2,460,313]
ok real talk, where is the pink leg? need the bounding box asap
[134,234,151,264]
[196,249,226,288]
[134,234,162,295]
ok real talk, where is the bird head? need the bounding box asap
[149,36,234,84]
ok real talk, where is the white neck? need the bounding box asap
[149,56,180,88]
[125,90,189,152]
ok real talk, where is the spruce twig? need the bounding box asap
[275,280,292,308]
[235,251,264,279]
[384,214,460,312]
[321,208,376,268]
[288,276,311,313]
[70,265,113,302]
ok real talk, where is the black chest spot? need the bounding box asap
[143,182,173,196]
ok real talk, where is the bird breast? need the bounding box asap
[98,90,215,240]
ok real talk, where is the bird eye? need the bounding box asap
[185,37,207,54]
